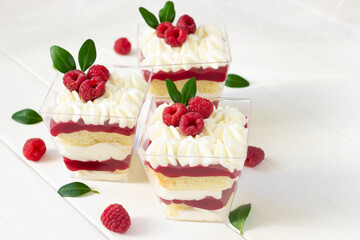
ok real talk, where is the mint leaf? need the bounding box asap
[166,79,182,103]
[12,109,43,124]
[78,39,96,72]
[50,45,76,73]
[229,203,251,235]
[139,7,159,29]
[58,182,99,197]
[181,77,196,106]
[159,1,176,23]
[225,74,250,88]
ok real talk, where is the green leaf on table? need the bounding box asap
[229,203,251,235]
[50,45,76,73]
[78,39,96,72]
[166,79,182,103]
[139,7,159,29]
[225,74,250,88]
[181,77,196,106]
[159,1,176,23]
[12,109,43,124]
[58,182,99,197]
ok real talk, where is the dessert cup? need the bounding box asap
[137,19,231,97]
[138,96,250,222]
[40,66,150,182]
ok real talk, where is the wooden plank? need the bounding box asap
[0,141,107,240]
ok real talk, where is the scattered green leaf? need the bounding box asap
[229,203,251,235]
[139,7,159,29]
[181,77,196,106]
[12,109,43,124]
[78,39,96,72]
[50,45,76,73]
[58,182,99,197]
[166,79,182,103]
[159,1,176,23]
[225,74,250,88]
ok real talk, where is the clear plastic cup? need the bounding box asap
[40,66,151,182]
[137,19,231,97]
[138,96,250,221]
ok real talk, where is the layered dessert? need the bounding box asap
[41,39,148,181]
[51,71,146,181]
[139,80,249,221]
[138,2,230,96]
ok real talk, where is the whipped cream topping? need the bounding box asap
[53,72,147,128]
[139,24,230,72]
[143,104,248,172]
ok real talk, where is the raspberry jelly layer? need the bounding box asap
[142,66,228,82]
[50,119,135,136]
[145,161,241,179]
[160,182,236,210]
[63,155,131,172]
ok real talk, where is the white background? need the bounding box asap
[1,0,360,239]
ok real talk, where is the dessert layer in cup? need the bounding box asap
[148,79,223,96]
[139,98,250,221]
[161,194,234,222]
[41,70,148,182]
[71,169,129,182]
[138,23,230,96]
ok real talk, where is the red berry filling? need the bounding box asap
[114,38,131,55]
[156,22,173,38]
[79,77,106,102]
[162,103,188,127]
[23,138,46,161]
[101,204,131,234]
[164,26,187,47]
[87,64,110,82]
[245,146,265,167]
[179,112,204,136]
[177,14,196,34]
[63,70,87,92]
[188,96,214,119]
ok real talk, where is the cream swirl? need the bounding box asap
[177,136,215,167]
[151,103,170,122]
[146,138,180,168]
[148,121,183,141]
[204,120,247,144]
[210,106,247,125]
[53,72,146,128]
[139,24,229,72]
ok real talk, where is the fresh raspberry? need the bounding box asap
[87,65,110,82]
[23,138,46,161]
[101,204,131,234]
[179,112,204,136]
[164,26,187,47]
[177,14,196,34]
[162,103,188,127]
[188,96,214,119]
[245,146,265,167]
[63,70,87,92]
[79,77,105,101]
[114,38,131,55]
[156,22,173,38]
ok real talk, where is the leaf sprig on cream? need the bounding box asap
[166,78,196,106]
[50,39,96,74]
[139,1,176,29]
